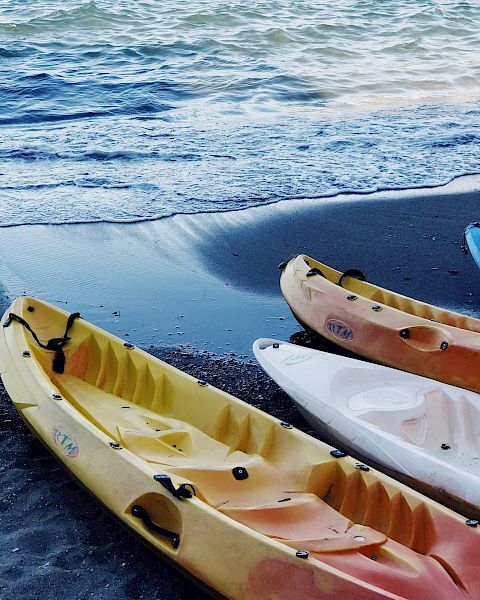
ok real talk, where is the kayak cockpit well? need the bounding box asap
[51,372,446,559]
[302,256,480,332]
[52,373,394,556]
[8,297,480,598]
[22,302,472,572]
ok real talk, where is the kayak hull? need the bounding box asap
[280,255,480,392]
[254,338,480,515]
[464,222,480,271]
[2,297,480,599]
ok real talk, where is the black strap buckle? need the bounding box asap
[153,474,195,499]
[2,314,13,328]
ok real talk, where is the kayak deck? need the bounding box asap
[280,254,480,393]
[332,367,480,475]
[300,255,480,333]
[51,367,471,592]
[253,338,480,518]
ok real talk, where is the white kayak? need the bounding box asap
[253,338,480,512]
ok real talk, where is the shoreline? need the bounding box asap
[0,177,480,357]
[1,180,480,597]
[1,173,479,231]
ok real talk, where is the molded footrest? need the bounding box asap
[278,524,387,553]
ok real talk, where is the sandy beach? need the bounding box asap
[1,179,480,598]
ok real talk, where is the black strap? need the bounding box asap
[4,311,80,374]
[153,474,195,499]
[337,268,366,288]
[306,267,327,278]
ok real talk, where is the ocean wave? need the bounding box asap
[0,172,478,230]
[429,133,480,148]
[1,0,478,112]
[0,100,478,223]
[0,0,479,228]
[3,1,142,34]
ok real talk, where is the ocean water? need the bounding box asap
[0,0,479,226]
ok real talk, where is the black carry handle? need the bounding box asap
[337,269,366,288]
[131,505,180,549]
[305,267,327,278]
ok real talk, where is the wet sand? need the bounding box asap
[1,179,480,598]
[1,176,480,357]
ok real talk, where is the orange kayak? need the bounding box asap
[280,254,480,392]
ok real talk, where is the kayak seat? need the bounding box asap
[167,457,295,508]
[401,387,456,449]
[349,388,427,439]
[220,494,387,553]
[347,381,456,449]
[52,373,250,467]
[117,427,236,466]
[331,368,428,439]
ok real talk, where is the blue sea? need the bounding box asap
[0,0,479,227]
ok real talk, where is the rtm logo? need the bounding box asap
[325,319,355,342]
[52,425,80,458]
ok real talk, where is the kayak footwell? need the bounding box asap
[52,373,469,599]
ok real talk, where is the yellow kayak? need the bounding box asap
[2,296,480,600]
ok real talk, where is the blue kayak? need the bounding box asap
[463,222,480,269]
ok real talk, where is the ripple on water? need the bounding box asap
[0,0,479,225]
[0,101,479,227]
